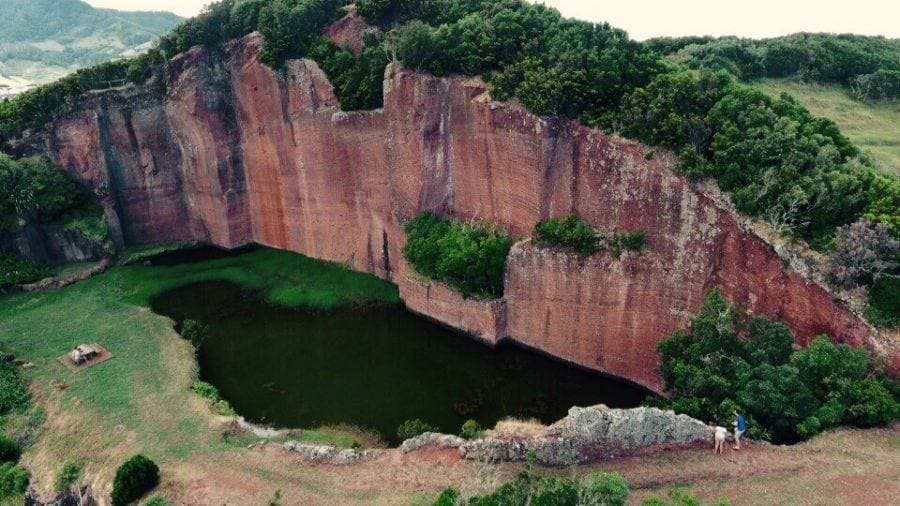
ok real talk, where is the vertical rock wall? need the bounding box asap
[27,33,892,392]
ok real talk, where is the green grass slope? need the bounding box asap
[756,78,900,176]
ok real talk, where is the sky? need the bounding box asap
[85,0,900,40]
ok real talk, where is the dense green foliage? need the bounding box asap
[0,361,29,417]
[643,488,729,506]
[866,276,900,328]
[648,33,900,92]
[459,419,481,440]
[654,289,899,443]
[533,214,599,255]
[0,435,20,464]
[0,154,99,232]
[0,253,46,288]
[111,454,160,506]
[403,212,512,298]
[397,418,436,440]
[435,467,630,506]
[0,463,29,498]
[54,461,82,493]
[850,70,900,101]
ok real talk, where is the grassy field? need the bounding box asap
[0,246,399,501]
[755,78,900,176]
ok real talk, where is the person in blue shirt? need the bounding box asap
[733,409,746,450]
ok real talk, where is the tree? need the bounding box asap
[830,219,899,287]
[111,455,160,506]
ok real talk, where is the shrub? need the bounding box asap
[180,319,208,347]
[0,463,29,498]
[616,230,648,252]
[0,253,47,288]
[533,214,599,255]
[111,454,160,506]
[54,461,81,493]
[191,381,237,417]
[0,361,29,417]
[403,213,512,299]
[397,419,437,440]
[459,419,482,440]
[0,435,20,464]
[433,488,460,506]
[643,487,730,505]
[579,472,630,505]
[830,219,898,287]
[143,496,171,506]
[452,470,630,506]
[866,276,900,328]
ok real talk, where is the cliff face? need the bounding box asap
[28,32,893,391]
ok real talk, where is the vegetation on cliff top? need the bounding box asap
[645,33,900,101]
[651,289,900,443]
[403,212,512,299]
[1,0,896,253]
[533,214,647,257]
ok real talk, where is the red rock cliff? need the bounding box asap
[31,33,894,392]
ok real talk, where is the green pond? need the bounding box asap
[149,251,646,445]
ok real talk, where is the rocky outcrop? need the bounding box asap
[16,25,894,391]
[283,441,381,465]
[392,406,712,467]
[459,406,712,466]
[0,220,106,265]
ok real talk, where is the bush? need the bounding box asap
[0,435,20,464]
[851,69,900,101]
[180,319,208,347]
[448,470,630,506]
[403,213,512,298]
[656,289,900,443]
[397,419,437,440]
[580,472,630,505]
[643,487,730,505]
[611,229,648,257]
[191,381,237,417]
[0,463,29,498]
[830,219,898,287]
[111,454,160,506]
[0,253,47,288]
[0,361,29,417]
[54,461,81,493]
[143,496,171,506]
[866,276,900,328]
[459,419,481,440]
[533,214,599,255]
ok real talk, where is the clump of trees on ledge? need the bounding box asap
[533,214,647,257]
[402,212,512,299]
[1,0,896,252]
[649,289,899,444]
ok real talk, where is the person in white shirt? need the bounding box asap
[712,424,728,454]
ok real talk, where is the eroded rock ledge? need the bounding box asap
[18,30,894,391]
[284,406,712,467]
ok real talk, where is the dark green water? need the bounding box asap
[150,280,646,444]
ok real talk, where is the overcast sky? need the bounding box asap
[85,0,900,40]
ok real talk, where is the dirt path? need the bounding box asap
[167,425,899,505]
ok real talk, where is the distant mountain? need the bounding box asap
[0,0,181,93]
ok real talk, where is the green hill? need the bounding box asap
[0,0,181,87]
[756,78,900,176]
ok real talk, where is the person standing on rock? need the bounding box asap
[712,423,728,454]
[733,409,746,451]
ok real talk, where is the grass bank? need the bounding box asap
[0,245,397,499]
[755,78,900,175]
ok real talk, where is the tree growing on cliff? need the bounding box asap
[654,289,900,442]
[830,219,899,288]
